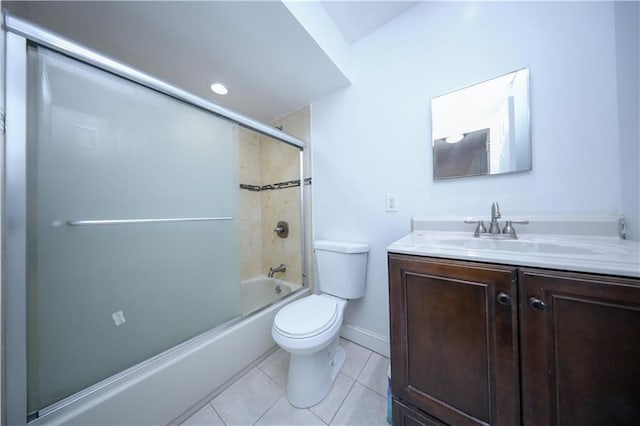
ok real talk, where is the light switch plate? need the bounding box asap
[386,193,399,212]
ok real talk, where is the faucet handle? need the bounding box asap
[464,220,487,237]
[502,220,529,237]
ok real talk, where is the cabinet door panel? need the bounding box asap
[389,254,519,426]
[519,269,640,426]
[406,272,490,421]
[393,398,446,426]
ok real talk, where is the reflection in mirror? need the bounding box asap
[431,68,531,180]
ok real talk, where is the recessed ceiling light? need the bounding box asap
[445,134,465,144]
[210,83,228,95]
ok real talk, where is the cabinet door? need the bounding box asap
[393,398,446,426]
[519,268,640,426]
[389,254,519,426]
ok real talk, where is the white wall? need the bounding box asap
[615,1,640,241]
[312,2,635,351]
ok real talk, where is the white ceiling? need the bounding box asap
[321,1,418,45]
[6,1,416,123]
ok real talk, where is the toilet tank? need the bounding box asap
[314,240,369,299]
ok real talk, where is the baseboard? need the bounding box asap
[340,323,390,358]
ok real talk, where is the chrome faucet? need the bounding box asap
[464,202,529,239]
[489,202,502,234]
[268,264,286,278]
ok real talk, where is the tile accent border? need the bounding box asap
[240,177,312,192]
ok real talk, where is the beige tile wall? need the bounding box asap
[267,106,311,287]
[238,106,311,287]
[238,128,263,280]
[260,138,302,284]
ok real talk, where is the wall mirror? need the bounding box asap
[431,68,531,180]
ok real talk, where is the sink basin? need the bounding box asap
[404,232,635,258]
[388,217,640,278]
[426,237,605,255]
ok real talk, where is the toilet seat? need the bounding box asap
[273,295,339,339]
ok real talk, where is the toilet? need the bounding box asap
[272,240,369,408]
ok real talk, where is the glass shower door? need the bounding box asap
[26,46,240,413]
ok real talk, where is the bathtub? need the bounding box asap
[31,281,309,425]
[241,275,302,316]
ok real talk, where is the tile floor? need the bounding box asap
[181,338,390,426]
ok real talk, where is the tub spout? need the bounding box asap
[268,264,286,278]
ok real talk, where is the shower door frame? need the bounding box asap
[3,14,308,426]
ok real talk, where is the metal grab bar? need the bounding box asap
[66,216,234,226]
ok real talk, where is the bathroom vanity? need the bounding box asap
[387,217,640,426]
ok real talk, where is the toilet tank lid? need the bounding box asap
[314,240,369,253]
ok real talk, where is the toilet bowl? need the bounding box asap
[272,240,369,408]
[272,294,347,407]
[273,294,346,355]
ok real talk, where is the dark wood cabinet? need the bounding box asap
[388,254,520,426]
[519,268,640,426]
[393,397,446,426]
[389,253,640,426]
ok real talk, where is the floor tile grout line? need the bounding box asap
[251,373,286,426]
[357,381,388,399]
[354,350,373,382]
[208,402,228,426]
[308,407,329,425]
[259,363,287,392]
[338,349,372,381]
[326,375,358,426]
[212,367,284,426]
[256,349,288,389]
[256,349,284,373]
[205,341,384,426]
[355,354,390,398]
[253,394,287,425]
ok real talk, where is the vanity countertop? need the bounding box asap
[387,217,640,278]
